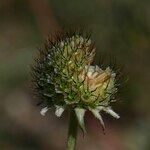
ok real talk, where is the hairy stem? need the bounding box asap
[67,109,78,150]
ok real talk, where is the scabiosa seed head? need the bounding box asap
[32,30,121,132]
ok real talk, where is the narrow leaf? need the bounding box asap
[103,107,120,119]
[75,108,86,133]
[40,107,49,116]
[97,106,120,119]
[55,106,65,117]
[89,108,105,131]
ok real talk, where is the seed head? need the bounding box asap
[32,30,121,132]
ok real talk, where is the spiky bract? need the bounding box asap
[32,30,121,132]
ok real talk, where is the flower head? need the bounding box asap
[32,30,121,132]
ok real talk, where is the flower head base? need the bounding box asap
[32,31,120,132]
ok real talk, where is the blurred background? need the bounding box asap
[0,0,150,150]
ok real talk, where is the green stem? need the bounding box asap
[67,109,78,150]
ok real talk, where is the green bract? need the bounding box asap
[32,32,120,132]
